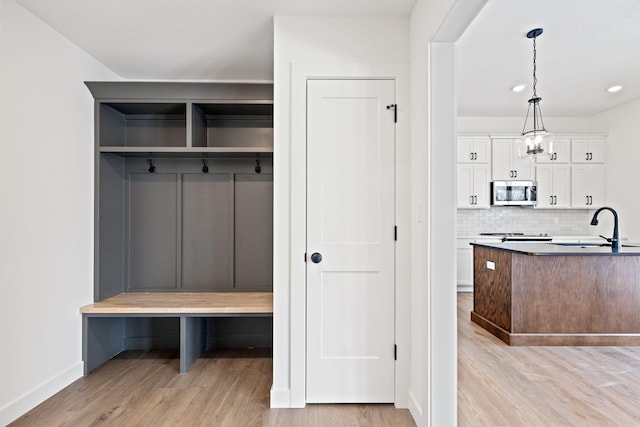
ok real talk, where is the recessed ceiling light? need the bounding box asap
[511,85,526,93]
[607,85,622,93]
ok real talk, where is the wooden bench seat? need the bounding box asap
[81,292,273,374]
[80,292,273,314]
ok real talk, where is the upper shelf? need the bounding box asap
[89,82,274,156]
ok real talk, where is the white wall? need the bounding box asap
[0,1,118,424]
[409,1,487,425]
[272,16,410,408]
[457,116,591,135]
[589,99,640,241]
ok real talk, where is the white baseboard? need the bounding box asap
[456,285,473,293]
[408,391,424,427]
[0,362,83,426]
[270,385,292,408]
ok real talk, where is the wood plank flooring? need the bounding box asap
[458,292,640,426]
[12,293,640,426]
[8,348,414,427]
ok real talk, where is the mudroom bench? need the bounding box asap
[81,292,273,374]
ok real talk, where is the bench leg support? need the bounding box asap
[181,316,206,373]
[83,316,125,375]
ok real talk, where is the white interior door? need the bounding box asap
[306,79,395,403]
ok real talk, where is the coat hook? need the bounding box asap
[202,159,209,173]
[255,159,261,174]
[147,159,155,173]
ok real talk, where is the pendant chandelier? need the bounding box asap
[517,28,553,159]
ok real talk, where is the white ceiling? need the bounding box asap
[14,0,640,118]
[15,0,416,81]
[456,0,640,117]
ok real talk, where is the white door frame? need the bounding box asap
[289,63,410,407]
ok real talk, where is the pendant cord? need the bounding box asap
[532,36,538,98]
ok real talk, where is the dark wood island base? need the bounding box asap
[471,243,640,346]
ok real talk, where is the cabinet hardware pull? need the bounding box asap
[586,153,589,161]
[147,159,155,173]
[554,195,557,205]
[474,195,477,205]
[470,152,473,160]
[514,170,517,178]
[474,152,478,160]
[470,196,473,205]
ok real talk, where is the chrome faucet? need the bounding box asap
[590,207,620,251]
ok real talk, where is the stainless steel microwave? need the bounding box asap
[491,181,537,206]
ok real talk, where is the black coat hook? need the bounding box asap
[147,159,155,173]
[202,159,209,173]
[255,159,261,174]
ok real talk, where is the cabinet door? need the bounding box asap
[535,165,554,208]
[588,165,606,206]
[457,164,474,208]
[553,139,571,163]
[571,165,589,207]
[492,139,513,180]
[512,152,534,180]
[537,138,570,163]
[456,248,473,287]
[457,138,474,163]
[571,139,590,163]
[473,138,491,163]
[571,164,604,208]
[552,165,571,208]
[588,139,606,163]
[473,164,491,208]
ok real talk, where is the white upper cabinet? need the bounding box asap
[457,137,490,163]
[457,164,490,209]
[536,138,571,163]
[491,138,534,181]
[571,138,606,163]
[535,164,571,208]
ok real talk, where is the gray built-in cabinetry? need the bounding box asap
[87,82,274,348]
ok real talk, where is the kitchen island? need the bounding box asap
[471,242,640,346]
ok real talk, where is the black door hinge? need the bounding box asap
[386,104,397,123]
[394,344,397,360]
[394,226,398,241]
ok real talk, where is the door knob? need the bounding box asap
[310,252,323,263]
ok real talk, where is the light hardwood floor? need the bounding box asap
[11,294,640,426]
[458,292,640,426]
[9,348,415,427]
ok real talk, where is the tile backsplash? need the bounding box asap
[457,208,593,236]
